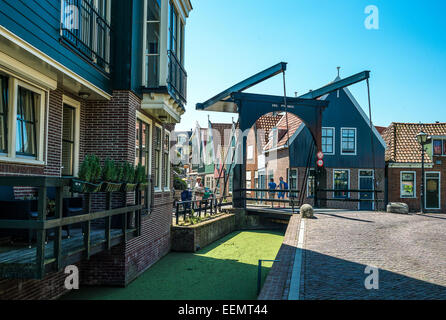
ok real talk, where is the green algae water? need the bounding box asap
[63,230,284,300]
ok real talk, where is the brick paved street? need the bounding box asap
[300,211,446,299]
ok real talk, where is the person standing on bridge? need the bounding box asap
[278,177,288,208]
[268,178,277,207]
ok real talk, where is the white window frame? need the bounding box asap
[306,169,316,198]
[154,123,163,192]
[400,171,416,199]
[340,127,357,155]
[321,127,335,155]
[425,171,441,210]
[163,129,171,191]
[136,110,153,176]
[247,145,254,160]
[0,75,47,166]
[62,95,81,176]
[333,168,350,198]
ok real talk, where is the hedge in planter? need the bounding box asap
[101,158,123,192]
[71,155,103,193]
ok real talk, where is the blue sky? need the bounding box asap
[177,0,446,131]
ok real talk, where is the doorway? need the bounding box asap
[425,172,440,210]
[359,170,374,211]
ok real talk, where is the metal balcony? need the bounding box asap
[167,50,187,105]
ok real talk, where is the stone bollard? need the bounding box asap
[300,204,314,218]
[386,202,409,214]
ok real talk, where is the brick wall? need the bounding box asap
[387,159,446,212]
[0,88,176,299]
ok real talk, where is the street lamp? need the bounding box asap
[416,130,431,214]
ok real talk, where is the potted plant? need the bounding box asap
[71,155,103,193]
[121,162,137,192]
[101,158,122,192]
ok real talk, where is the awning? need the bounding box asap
[195,62,287,113]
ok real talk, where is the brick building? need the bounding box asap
[382,122,446,213]
[0,0,192,299]
[261,75,386,210]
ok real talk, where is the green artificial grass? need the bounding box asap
[63,229,284,300]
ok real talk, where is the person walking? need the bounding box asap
[268,178,277,208]
[278,176,289,208]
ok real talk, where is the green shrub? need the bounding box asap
[89,155,102,183]
[134,163,147,184]
[102,158,116,182]
[114,163,124,182]
[122,162,135,183]
[78,155,92,182]
[174,176,187,190]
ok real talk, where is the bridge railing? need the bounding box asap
[174,196,233,225]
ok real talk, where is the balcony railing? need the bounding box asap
[61,0,111,72]
[0,176,145,279]
[167,50,187,104]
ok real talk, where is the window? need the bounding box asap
[433,139,443,155]
[288,168,298,198]
[307,169,316,198]
[162,131,170,189]
[135,119,151,175]
[16,87,37,157]
[154,126,162,189]
[0,75,7,154]
[247,145,254,160]
[61,0,111,72]
[246,172,252,191]
[341,128,356,155]
[400,172,415,198]
[0,76,46,164]
[62,105,75,176]
[333,169,349,198]
[322,128,334,155]
[169,2,179,58]
[144,0,161,87]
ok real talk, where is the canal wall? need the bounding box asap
[171,214,237,252]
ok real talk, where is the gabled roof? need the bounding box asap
[264,114,303,151]
[382,122,446,163]
[318,80,387,149]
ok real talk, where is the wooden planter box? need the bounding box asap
[121,183,137,192]
[71,179,102,193]
[101,182,123,192]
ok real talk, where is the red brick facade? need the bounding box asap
[0,86,175,299]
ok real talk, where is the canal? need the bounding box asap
[63,229,284,300]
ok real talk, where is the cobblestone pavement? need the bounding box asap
[300,211,446,299]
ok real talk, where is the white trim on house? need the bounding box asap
[0,52,57,90]
[388,162,434,169]
[0,74,48,166]
[136,110,153,176]
[62,95,81,176]
[321,126,335,155]
[0,25,111,100]
[163,129,171,192]
[342,86,387,149]
[400,171,416,199]
[340,127,357,156]
[154,123,163,192]
[424,171,441,210]
[332,168,350,199]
